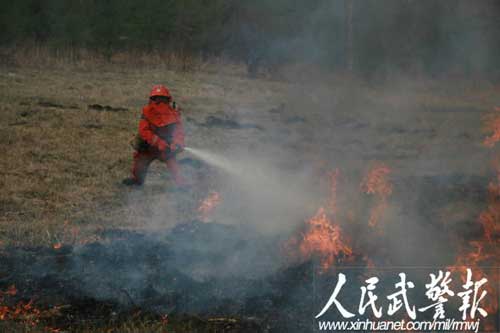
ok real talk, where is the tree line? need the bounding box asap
[0,0,499,78]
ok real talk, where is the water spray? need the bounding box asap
[184,146,327,234]
[184,147,241,175]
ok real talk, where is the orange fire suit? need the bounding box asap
[131,101,185,185]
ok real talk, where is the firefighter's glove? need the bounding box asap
[170,143,183,154]
[130,134,149,152]
[157,140,168,152]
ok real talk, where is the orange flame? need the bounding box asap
[448,248,497,330]
[0,285,62,330]
[477,163,500,242]
[447,141,500,330]
[0,286,41,327]
[198,191,222,222]
[478,210,498,243]
[52,220,102,248]
[298,207,352,272]
[360,163,393,197]
[483,106,500,147]
[360,163,393,227]
[3,285,17,297]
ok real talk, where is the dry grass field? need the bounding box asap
[0,54,499,331]
[1,60,498,244]
[0,59,288,246]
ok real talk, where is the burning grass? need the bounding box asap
[360,162,393,228]
[1,59,499,330]
[446,119,500,330]
[482,106,500,147]
[296,207,353,271]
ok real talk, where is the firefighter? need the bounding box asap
[122,84,185,187]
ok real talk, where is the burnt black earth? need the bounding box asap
[0,174,497,332]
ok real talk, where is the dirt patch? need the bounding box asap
[88,104,128,112]
[38,100,79,110]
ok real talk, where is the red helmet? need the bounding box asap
[149,84,171,98]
